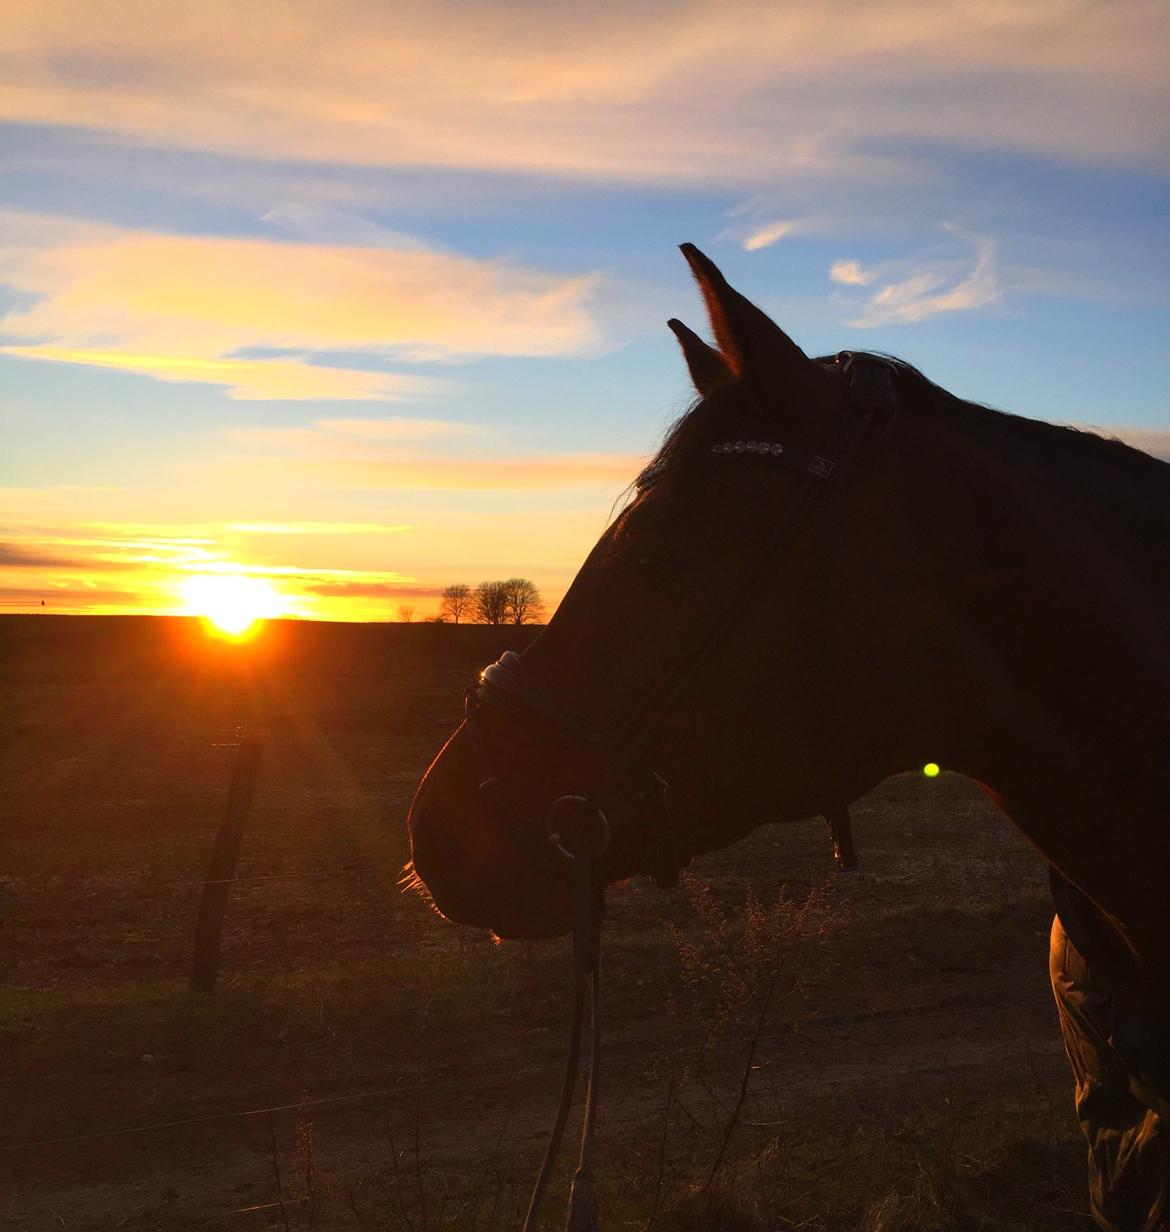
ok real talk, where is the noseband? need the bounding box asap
[464,353,897,1230]
[468,651,677,887]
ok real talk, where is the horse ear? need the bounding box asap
[679,243,814,389]
[667,318,732,397]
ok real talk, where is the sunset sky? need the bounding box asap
[3,1,1168,622]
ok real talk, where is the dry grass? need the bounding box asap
[0,617,1094,1230]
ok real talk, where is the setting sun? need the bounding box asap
[181,573,286,638]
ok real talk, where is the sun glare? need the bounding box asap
[181,573,286,639]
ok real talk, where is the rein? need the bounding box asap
[467,353,898,1230]
[522,831,604,1232]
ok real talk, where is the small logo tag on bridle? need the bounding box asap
[808,456,835,479]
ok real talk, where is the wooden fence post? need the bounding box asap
[191,736,263,993]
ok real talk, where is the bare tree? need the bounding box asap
[501,577,544,625]
[397,605,415,623]
[473,580,509,626]
[439,583,472,624]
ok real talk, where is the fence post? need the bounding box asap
[191,736,263,993]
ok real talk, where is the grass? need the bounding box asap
[0,616,1095,1230]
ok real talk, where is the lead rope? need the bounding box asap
[567,883,602,1231]
[523,846,604,1232]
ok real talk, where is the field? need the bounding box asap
[0,615,1095,1231]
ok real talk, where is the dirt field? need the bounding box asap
[0,615,1095,1231]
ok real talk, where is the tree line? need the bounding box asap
[439,579,544,625]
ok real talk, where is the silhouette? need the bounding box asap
[473,580,509,626]
[439,583,472,624]
[472,578,544,626]
[407,246,1169,1230]
[500,577,544,626]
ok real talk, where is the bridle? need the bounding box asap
[468,353,897,883]
[463,352,899,1230]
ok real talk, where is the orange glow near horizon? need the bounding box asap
[181,573,287,640]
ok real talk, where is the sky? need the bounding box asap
[2,0,1168,623]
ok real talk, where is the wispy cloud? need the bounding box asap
[838,229,1000,327]
[0,526,226,575]
[223,417,484,451]
[302,580,441,600]
[314,417,483,442]
[258,205,436,251]
[208,450,642,494]
[0,513,432,616]
[217,415,641,491]
[224,521,413,535]
[2,346,433,402]
[0,542,136,569]
[0,212,603,399]
[0,488,628,618]
[0,584,143,611]
[719,199,810,252]
[829,259,874,287]
[294,454,643,492]
[1078,426,1170,463]
[0,519,413,574]
[2,2,1166,181]
[741,220,800,252]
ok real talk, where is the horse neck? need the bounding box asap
[876,406,1170,966]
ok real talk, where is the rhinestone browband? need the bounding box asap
[711,439,836,479]
[708,440,784,456]
[637,437,833,492]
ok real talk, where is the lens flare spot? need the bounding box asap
[181,573,285,640]
[923,762,941,778]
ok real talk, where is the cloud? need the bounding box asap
[241,417,485,446]
[0,487,624,619]
[2,346,433,401]
[297,454,644,492]
[258,205,436,251]
[216,415,641,491]
[829,259,874,287]
[303,580,441,599]
[213,451,643,493]
[0,585,143,610]
[0,212,603,399]
[224,521,413,535]
[0,511,437,615]
[1079,426,1170,463]
[1,1,1166,185]
[0,541,132,569]
[841,229,1000,327]
[319,418,474,440]
[741,220,800,252]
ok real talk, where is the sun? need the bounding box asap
[181,573,286,639]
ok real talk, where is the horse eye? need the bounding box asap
[638,552,672,580]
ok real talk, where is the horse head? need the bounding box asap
[407,248,1170,1232]
[407,245,955,939]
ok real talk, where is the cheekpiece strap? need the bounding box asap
[836,352,899,436]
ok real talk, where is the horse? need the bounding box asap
[407,245,1169,1230]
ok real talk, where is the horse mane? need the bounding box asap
[873,356,1170,487]
[641,353,1169,498]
